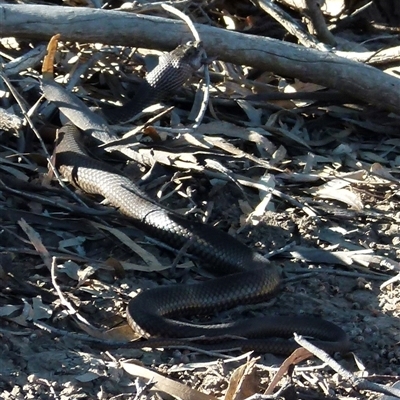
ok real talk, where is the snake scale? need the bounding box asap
[54,41,349,354]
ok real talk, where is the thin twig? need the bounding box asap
[251,0,327,49]
[294,334,400,399]
[50,257,94,328]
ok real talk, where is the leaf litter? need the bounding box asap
[0,0,400,399]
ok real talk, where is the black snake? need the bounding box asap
[53,41,349,354]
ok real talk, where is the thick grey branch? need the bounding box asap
[1,4,399,113]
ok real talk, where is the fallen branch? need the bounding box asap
[1,4,399,113]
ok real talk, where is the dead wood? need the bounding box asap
[1,4,399,114]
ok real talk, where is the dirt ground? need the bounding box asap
[1,0,400,399]
[1,148,399,399]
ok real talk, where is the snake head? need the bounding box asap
[172,40,207,71]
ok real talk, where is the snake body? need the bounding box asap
[54,42,349,354]
[103,41,205,124]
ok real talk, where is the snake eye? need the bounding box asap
[185,40,203,49]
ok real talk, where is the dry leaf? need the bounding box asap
[122,360,217,400]
[224,358,258,400]
[91,222,163,270]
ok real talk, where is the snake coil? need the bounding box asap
[54,42,350,354]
